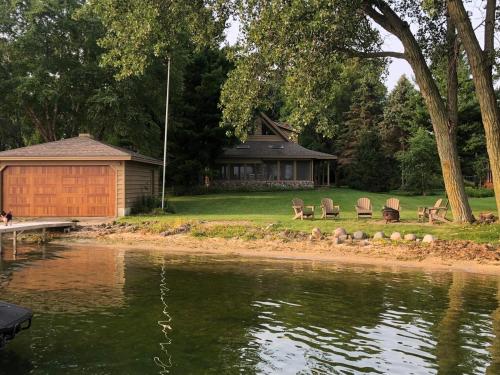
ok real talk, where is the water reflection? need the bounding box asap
[1,245,500,374]
[488,279,500,374]
[436,272,465,373]
[153,258,173,374]
[1,245,125,313]
[244,275,438,373]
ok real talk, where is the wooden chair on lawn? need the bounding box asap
[417,198,442,222]
[385,198,401,212]
[428,200,450,224]
[292,198,314,220]
[355,197,372,219]
[320,198,340,219]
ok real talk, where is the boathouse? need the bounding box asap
[0,134,162,217]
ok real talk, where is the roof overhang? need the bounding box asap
[0,156,164,166]
[217,155,337,162]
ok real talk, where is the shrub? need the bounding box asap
[131,196,160,214]
[465,186,494,198]
[171,183,313,196]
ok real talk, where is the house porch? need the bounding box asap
[213,159,334,189]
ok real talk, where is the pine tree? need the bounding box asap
[380,75,430,155]
[348,130,395,192]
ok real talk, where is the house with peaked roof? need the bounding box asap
[0,134,162,217]
[214,114,336,189]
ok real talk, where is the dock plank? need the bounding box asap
[0,221,73,234]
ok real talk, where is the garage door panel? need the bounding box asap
[2,165,115,217]
[67,207,81,216]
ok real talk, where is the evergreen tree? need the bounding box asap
[380,75,431,155]
[337,71,398,189]
[396,128,442,195]
[348,130,394,192]
[166,49,235,189]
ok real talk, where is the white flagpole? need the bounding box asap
[161,57,171,210]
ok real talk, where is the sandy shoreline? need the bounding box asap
[49,230,500,276]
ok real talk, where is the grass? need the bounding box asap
[121,187,500,244]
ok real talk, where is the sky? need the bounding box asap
[224,1,490,91]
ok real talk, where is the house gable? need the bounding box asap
[247,113,297,142]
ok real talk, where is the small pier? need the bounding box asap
[0,221,74,254]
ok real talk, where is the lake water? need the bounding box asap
[1,244,500,374]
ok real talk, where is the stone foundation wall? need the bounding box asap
[211,180,314,191]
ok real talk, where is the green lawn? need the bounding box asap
[123,187,500,243]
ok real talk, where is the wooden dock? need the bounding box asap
[0,221,74,253]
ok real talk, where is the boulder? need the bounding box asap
[404,234,417,241]
[373,232,385,240]
[311,227,322,240]
[353,230,367,240]
[333,227,347,238]
[338,234,348,242]
[422,234,437,243]
[390,232,402,241]
[160,224,191,237]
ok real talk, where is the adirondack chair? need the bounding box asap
[417,199,442,222]
[320,198,340,219]
[383,197,401,223]
[355,197,372,219]
[385,198,400,212]
[428,200,450,224]
[292,198,314,220]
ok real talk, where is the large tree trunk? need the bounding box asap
[446,17,459,132]
[363,1,474,223]
[436,272,465,373]
[448,0,500,218]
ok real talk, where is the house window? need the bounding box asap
[245,165,255,180]
[220,165,229,179]
[264,161,278,180]
[230,165,240,179]
[227,164,251,180]
[296,161,311,180]
[280,161,294,180]
[262,124,275,136]
[255,164,264,180]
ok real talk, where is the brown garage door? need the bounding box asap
[2,165,116,217]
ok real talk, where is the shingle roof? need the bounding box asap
[274,121,295,132]
[0,134,163,165]
[219,141,337,160]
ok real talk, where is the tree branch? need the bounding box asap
[26,106,49,142]
[342,48,406,59]
[361,1,398,36]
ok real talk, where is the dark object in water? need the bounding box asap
[0,301,33,349]
[382,206,400,223]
